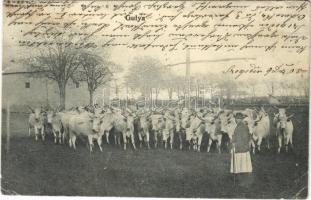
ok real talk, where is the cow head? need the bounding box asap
[34,108,43,122]
[89,114,104,133]
[278,114,294,129]
[47,110,55,124]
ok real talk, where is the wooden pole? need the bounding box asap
[186,49,191,109]
[103,88,105,106]
[6,102,10,154]
[126,85,128,109]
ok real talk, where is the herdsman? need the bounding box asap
[230,112,253,186]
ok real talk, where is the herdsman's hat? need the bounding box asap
[234,112,246,119]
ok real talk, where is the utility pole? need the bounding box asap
[45,79,49,107]
[186,49,191,109]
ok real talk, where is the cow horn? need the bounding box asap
[287,114,294,119]
[27,105,35,113]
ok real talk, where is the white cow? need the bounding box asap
[123,113,137,150]
[151,114,165,148]
[205,113,223,153]
[103,109,126,146]
[68,112,104,152]
[47,110,63,144]
[174,109,183,150]
[162,111,175,149]
[187,114,205,152]
[138,112,151,149]
[273,108,294,153]
[59,107,86,144]
[28,107,45,141]
[250,108,271,153]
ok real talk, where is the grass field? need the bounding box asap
[1,108,309,198]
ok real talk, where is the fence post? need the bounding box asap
[6,102,10,154]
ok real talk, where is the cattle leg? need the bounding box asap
[138,133,143,148]
[207,138,212,153]
[146,131,150,149]
[97,136,103,152]
[71,135,77,150]
[278,135,282,153]
[53,130,57,143]
[28,127,31,136]
[131,134,136,150]
[35,128,39,141]
[169,131,174,150]
[197,135,203,152]
[267,136,270,149]
[88,135,94,152]
[193,139,198,151]
[289,135,294,150]
[58,132,62,144]
[62,129,66,144]
[285,136,291,153]
[179,133,183,150]
[123,134,127,150]
[257,137,263,152]
[69,138,72,148]
[217,135,222,154]
[106,131,110,144]
[118,135,121,145]
[154,132,158,148]
[41,127,45,141]
[250,139,256,154]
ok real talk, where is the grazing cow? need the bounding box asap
[28,107,45,141]
[218,110,235,148]
[180,108,191,149]
[59,107,86,144]
[123,113,137,150]
[174,109,183,150]
[68,112,104,152]
[222,112,237,145]
[162,111,175,149]
[110,111,127,146]
[138,112,151,149]
[47,110,63,144]
[151,113,165,148]
[250,108,271,153]
[187,114,205,152]
[99,108,117,145]
[242,109,256,135]
[273,108,294,153]
[205,113,222,153]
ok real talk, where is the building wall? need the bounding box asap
[2,73,109,111]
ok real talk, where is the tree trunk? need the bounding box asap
[58,83,66,110]
[89,90,94,105]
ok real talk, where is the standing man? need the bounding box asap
[231,112,253,186]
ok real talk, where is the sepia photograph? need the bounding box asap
[1,0,310,198]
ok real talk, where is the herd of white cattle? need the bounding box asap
[28,105,294,154]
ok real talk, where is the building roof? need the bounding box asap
[2,60,47,75]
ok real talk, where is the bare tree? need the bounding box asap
[75,52,114,105]
[25,43,80,109]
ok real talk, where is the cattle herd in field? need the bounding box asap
[28,104,294,154]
